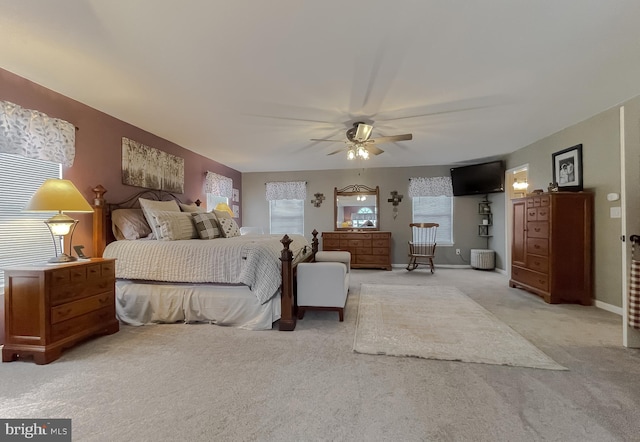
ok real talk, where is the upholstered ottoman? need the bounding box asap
[296,251,351,321]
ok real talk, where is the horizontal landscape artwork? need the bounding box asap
[122,137,184,193]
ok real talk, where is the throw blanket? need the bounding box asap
[103,234,311,304]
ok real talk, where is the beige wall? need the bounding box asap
[507,105,623,307]
[242,165,505,267]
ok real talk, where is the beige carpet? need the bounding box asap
[354,284,567,370]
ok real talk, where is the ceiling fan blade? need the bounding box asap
[327,148,347,156]
[310,138,345,142]
[367,145,385,156]
[369,134,412,144]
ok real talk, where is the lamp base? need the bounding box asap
[48,254,77,263]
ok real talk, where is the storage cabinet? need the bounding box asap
[2,258,119,364]
[509,192,593,305]
[322,231,392,270]
[478,197,493,238]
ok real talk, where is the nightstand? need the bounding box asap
[2,258,119,364]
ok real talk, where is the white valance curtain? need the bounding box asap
[265,181,306,201]
[205,171,233,198]
[0,100,76,167]
[409,176,453,197]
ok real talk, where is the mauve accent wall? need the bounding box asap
[0,68,241,256]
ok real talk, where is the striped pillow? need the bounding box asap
[151,211,198,240]
[192,212,221,239]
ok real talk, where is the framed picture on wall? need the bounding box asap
[552,144,583,191]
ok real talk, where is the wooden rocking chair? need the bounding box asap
[407,223,439,273]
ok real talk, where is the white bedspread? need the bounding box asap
[103,234,311,304]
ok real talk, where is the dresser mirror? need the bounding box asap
[334,185,380,231]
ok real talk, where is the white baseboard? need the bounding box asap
[594,300,622,316]
[391,264,472,269]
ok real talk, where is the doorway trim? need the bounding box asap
[504,164,529,279]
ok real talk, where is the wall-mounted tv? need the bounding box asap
[450,160,505,196]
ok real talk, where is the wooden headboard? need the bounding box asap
[91,184,200,257]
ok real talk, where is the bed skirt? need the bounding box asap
[115,280,281,330]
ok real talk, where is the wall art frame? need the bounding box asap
[552,143,583,191]
[121,137,184,193]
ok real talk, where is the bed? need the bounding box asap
[90,185,318,331]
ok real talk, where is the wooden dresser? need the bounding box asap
[2,258,119,364]
[322,231,392,270]
[509,192,593,305]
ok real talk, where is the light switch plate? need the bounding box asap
[610,207,622,218]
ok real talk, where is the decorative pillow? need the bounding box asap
[139,198,181,239]
[151,211,198,240]
[111,209,152,240]
[213,209,232,220]
[218,217,241,238]
[179,202,205,213]
[192,212,221,239]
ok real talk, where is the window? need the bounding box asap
[269,199,304,235]
[206,195,228,211]
[0,153,62,290]
[412,196,453,245]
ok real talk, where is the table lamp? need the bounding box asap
[23,179,94,263]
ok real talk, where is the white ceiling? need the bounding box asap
[2,1,640,172]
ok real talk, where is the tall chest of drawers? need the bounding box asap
[2,258,119,364]
[509,192,593,305]
[322,231,392,270]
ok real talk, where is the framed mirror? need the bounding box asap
[334,185,380,231]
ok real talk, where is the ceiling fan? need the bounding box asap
[311,122,412,159]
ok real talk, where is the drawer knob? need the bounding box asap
[534,228,540,232]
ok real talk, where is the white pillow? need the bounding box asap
[150,211,198,240]
[179,202,205,213]
[139,198,181,239]
[111,209,152,240]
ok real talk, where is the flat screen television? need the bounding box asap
[450,160,505,196]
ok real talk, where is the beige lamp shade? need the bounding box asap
[24,179,94,213]
[215,202,234,217]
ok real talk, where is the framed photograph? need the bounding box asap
[552,144,583,191]
[232,188,239,202]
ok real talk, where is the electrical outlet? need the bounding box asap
[456,248,461,255]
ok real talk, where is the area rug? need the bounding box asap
[354,284,567,370]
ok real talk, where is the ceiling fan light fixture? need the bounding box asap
[347,149,356,160]
[354,123,373,142]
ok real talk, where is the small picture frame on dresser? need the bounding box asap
[552,144,583,191]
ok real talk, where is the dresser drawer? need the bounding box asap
[527,254,548,273]
[48,268,71,285]
[50,277,114,305]
[342,233,372,240]
[323,239,340,249]
[511,266,549,291]
[372,239,389,247]
[357,254,389,265]
[372,233,390,239]
[322,233,340,240]
[527,221,549,238]
[51,291,114,324]
[372,247,389,256]
[527,238,549,256]
[536,207,549,221]
[51,306,116,341]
